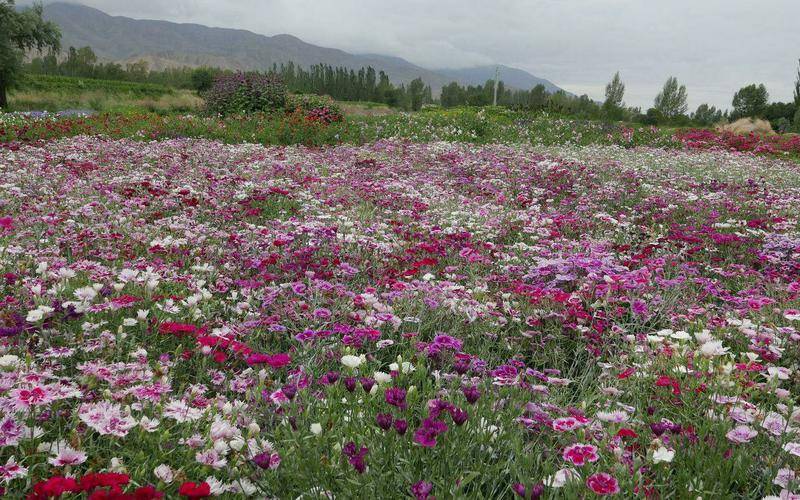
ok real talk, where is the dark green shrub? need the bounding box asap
[205,72,287,115]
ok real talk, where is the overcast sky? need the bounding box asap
[49,0,800,109]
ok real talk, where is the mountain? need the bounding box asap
[435,65,563,94]
[39,2,566,94]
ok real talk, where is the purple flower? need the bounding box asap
[411,480,433,500]
[394,418,408,435]
[376,413,394,431]
[414,418,448,448]
[360,377,376,393]
[461,385,481,404]
[342,441,369,474]
[344,377,357,393]
[450,407,469,426]
[385,387,407,410]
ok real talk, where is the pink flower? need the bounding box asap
[762,412,788,436]
[552,417,584,432]
[562,443,599,467]
[726,425,757,444]
[48,447,87,467]
[783,442,800,457]
[586,473,620,496]
[10,386,54,409]
[0,456,27,482]
[0,217,13,231]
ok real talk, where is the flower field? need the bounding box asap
[1,134,800,498]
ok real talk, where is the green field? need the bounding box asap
[8,74,203,113]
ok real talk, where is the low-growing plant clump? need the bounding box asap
[204,72,288,116]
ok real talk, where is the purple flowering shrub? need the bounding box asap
[204,71,287,115]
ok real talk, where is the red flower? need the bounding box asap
[178,482,211,499]
[79,472,130,492]
[0,216,14,231]
[133,486,164,500]
[586,473,620,496]
[617,367,635,379]
[159,322,201,337]
[30,476,81,499]
[246,352,291,368]
[616,428,638,439]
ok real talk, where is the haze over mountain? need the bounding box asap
[39,2,565,94]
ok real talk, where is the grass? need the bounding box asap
[7,74,203,113]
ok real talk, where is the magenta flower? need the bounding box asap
[385,387,407,410]
[586,473,619,496]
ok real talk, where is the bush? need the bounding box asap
[204,72,287,116]
[641,107,665,126]
[794,107,800,132]
[285,94,343,124]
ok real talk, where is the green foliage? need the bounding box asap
[407,77,426,111]
[204,72,287,116]
[794,107,800,132]
[794,58,800,107]
[602,71,625,120]
[190,67,215,93]
[27,46,200,89]
[18,73,174,98]
[641,107,665,125]
[654,76,688,119]
[0,0,61,108]
[691,103,723,126]
[763,101,796,132]
[731,83,769,119]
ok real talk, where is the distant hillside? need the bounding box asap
[435,65,563,94]
[40,2,566,94]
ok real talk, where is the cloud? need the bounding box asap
[44,0,800,109]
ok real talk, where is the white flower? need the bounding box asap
[373,371,392,384]
[699,340,729,357]
[0,355,20,370]
[389,356,415,374]
[310,423,322,435]
[26,309,44,323]
[205,476,230,496]
[544,468,579,488]
[109,457,126,473]
[232,478,258,496]
[123,318,138,327]
[74,286,98,302]
[340,355,363,369]
[154,464,174,483]
[119,269,139,282]
[652,446,675,463]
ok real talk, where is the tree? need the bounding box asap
[407,77,425,111]
[794,59,800,107]
[603,71,625,119]
[0,1,61,109]
[731,83,769,119]
[654,77,688,119]
[794,59,800,131]
[692,103,722,126]
[191,67,214,93]
[527,84,548,111]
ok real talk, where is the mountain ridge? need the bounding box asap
[39,2,566,94]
